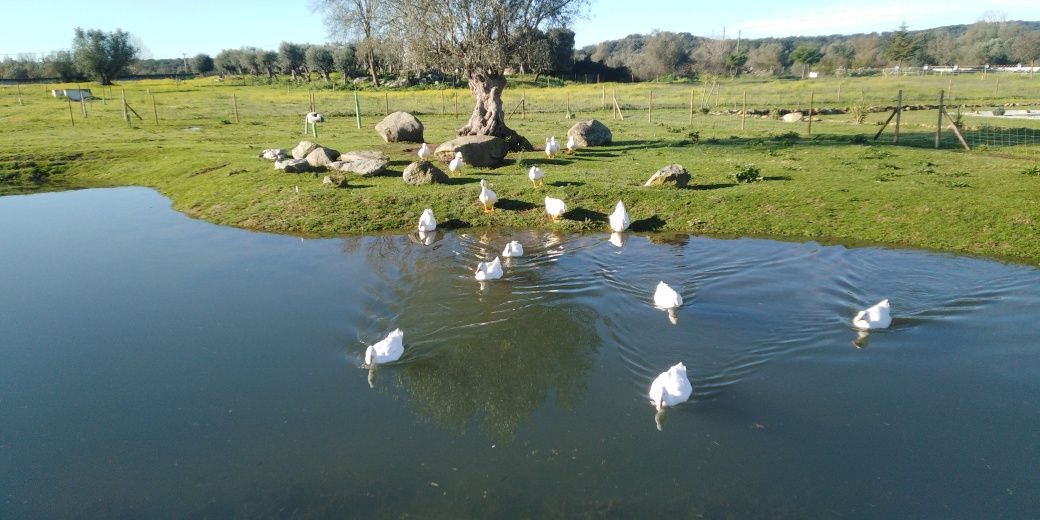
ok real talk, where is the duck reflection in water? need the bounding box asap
[853,330,871,349]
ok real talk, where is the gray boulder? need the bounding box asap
[567,120,612,147]
[781,112,803,123]
[434,135,508,167]
[375,111,425,143]
[330,151,390,176]
[275,158,312,173]
[259,148,287,161]
[305,146,341,168]
[644,164,691,188]
[402,161,449,185]
[292,140,321,159]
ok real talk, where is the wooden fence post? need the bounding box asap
[16,84,24,106]
[601,86,606,109]
[688,89,694,125]
[522,93,526,120]
[894,90,902,143]
[837,82,842,103]
[648,90,653,122]
[454,92,458,117]
[151,94,159,125]
[67,95,75,126]
[807,90,814,136]
[741,90,747,130]
[121,89,130,127]
[383,92,389,115]
[935,90,945,149]
[440,91,445,115]
[232,93,240,123]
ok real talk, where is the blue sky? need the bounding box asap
[2,0,1038,59]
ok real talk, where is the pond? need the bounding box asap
[2,187,1038,518]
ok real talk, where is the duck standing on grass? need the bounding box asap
[545,136,559,159]
[566,134,580,154]
[417,143,432,161]
[449,151,465,175]
[478,179,497,212]
[528,166,544,187]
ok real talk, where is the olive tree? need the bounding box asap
[791,44,823,78]
[278,42,306,80]
[387,0,588,149]
[192,53,214,76]
[306,45,335,81]
[332,44,357,85]
[72,27,139,85]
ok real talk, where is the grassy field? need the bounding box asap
[1,74,1039,264]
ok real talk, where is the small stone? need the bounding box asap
[259,148,287,160]
[645,164,691,188]
[275,158,312,173]
[305,146,341,168]
[402,161,450,185]
[781,112,803,123]
[330,151,390,176]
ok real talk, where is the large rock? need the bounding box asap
[275,158,312,173]
[567,120,613,147]
[330,151,390,176]
[434,135,508,167]
[402,161,449,185]
[292,140,321,159]
[305,146,341,168]
[781,112,803,123]
[644,164,691,188]
[375,111,424,143]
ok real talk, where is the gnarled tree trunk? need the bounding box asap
[458,72,532,151]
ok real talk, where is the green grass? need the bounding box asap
[1,75,1039,264]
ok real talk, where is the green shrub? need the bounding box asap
[732,164,762,183]
[1021,166,1040,177]
[698,107,710,114]
[992,106,1006,116]
[848,105,867,124]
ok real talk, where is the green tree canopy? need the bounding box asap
[885,24,921,66]
[72,27,139,85]
[791,44,823,78]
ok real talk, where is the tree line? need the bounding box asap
[4,18,1037,85]
[576,19,1040,81]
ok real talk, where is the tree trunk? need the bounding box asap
[367,51,379,87]
[458,72,532,151]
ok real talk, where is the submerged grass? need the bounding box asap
[1,77,1038,264]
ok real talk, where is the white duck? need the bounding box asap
[653,281,682,309]
[417,208,437,232]
[502,240,524,257]
[566,134,580,153]
[417,143,432,162]
[544,196,567,222]
[528,166,545,187]
[475,257,503,281]
[545,136,560,159]
[608,200,631,232]
[853,299,892,330]
[649,362,693,411]
[305,112,325,124]
[449,151,465,175]
[478,179,497,212]
[364,328,404,366]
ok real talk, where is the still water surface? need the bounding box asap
[1,188,1039,518]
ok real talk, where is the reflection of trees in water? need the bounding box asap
[396,304,598,442]
[342,232,600,442]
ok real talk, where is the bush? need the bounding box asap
[848,105,867,124]
[698,107,710,114]
[992,106,1006,116]
[1021,166,1040,177]
[731,164,762,183]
